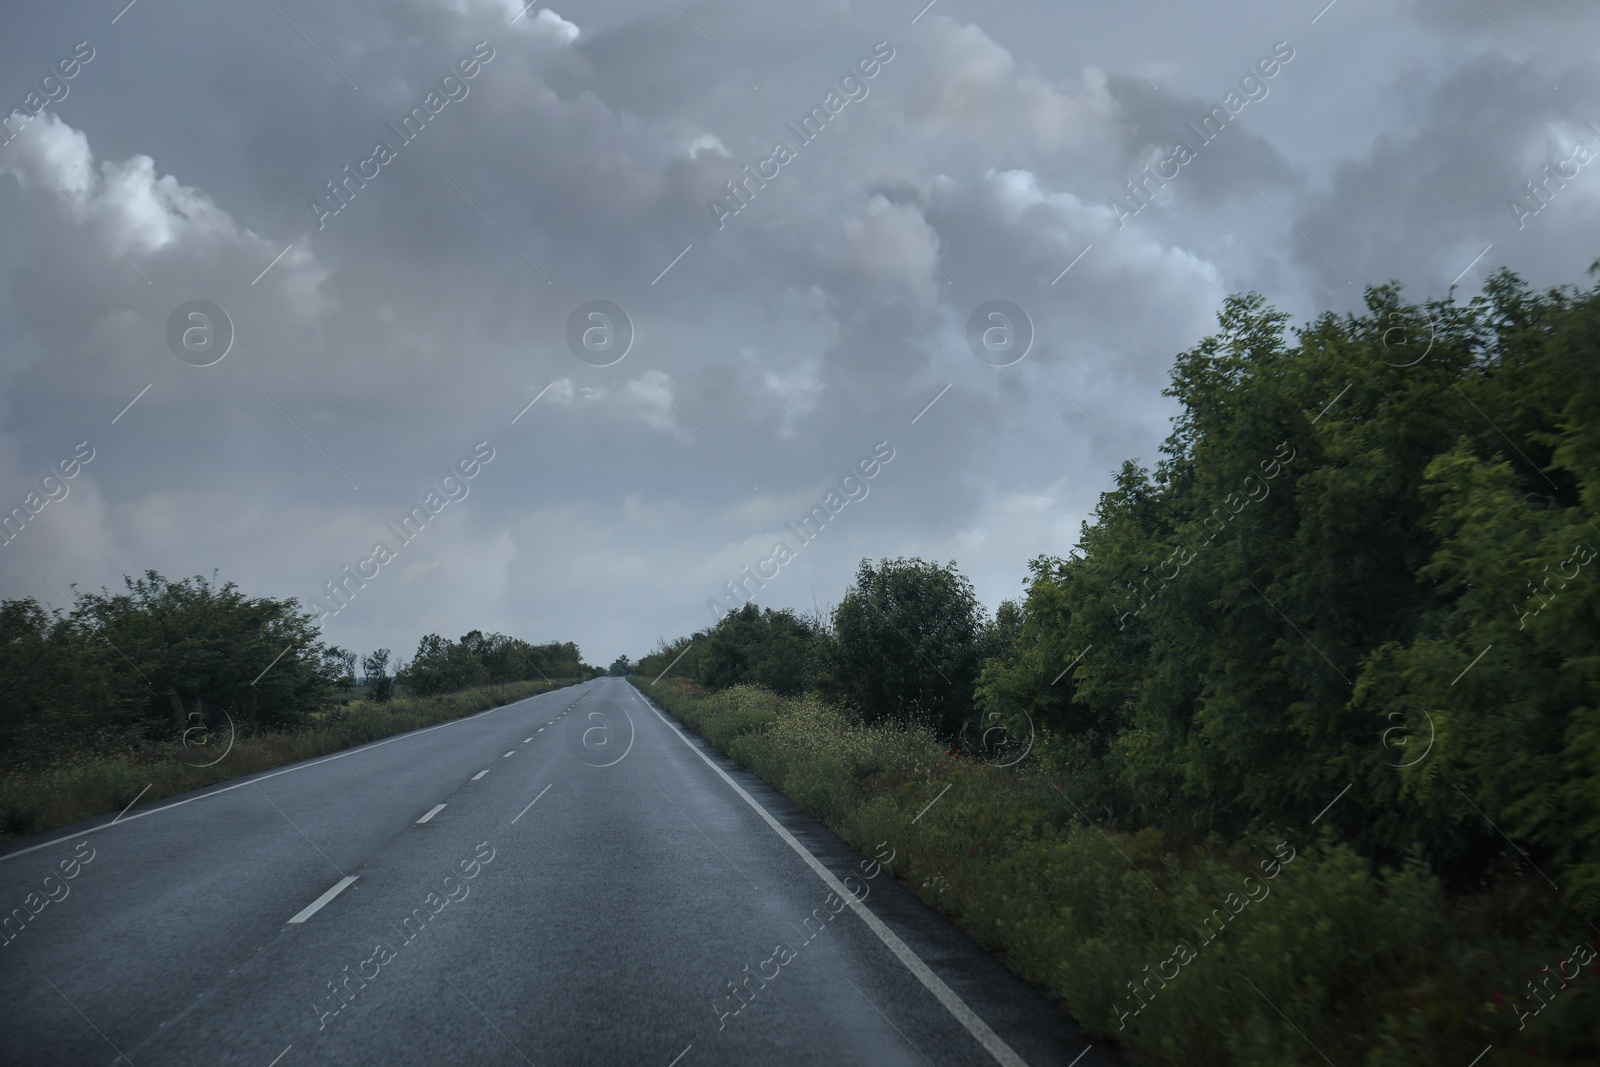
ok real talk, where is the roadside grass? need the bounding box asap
[0,678,584,842]
[633,676,1600,1067]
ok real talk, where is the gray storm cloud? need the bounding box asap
[0,0,1591,664]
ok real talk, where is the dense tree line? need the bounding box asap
[635,562,1018,737]
[0,571,596,767]
[638,265,1600,912]
[400,630,595,696]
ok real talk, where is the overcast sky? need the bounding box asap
[0,0,1596,669]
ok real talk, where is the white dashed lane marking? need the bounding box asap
[471,770,488,781]
[416,803,447,824]
[512,783,552,824]
[287,876,358,924]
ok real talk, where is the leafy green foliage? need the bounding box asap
[633,262,1600,1064]
[401,630,588,695]
[824,557,988,736]
[634,603,823,696]
[636,565,990,733]
[0,571,343,765]
[362,648,394,703]
[977,269,1600,910]
[2,572,597,794]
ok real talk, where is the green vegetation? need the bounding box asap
[633,265,1600,1064]
[1,571,346,767]
[971,269,1600,912]
[827,557,991,736]
[362,648,395,703]
[638,602,823,696]
[635,677,1598,1065]
[0,569,598,838]
[401,630,589,695]
[637,563,1016,737]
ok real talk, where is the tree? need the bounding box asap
[69,571,341,735]
[634,635,698,684]
[337,649,358,689]
[397,631,591,695]
[979,598,1024,663]
[401,634,480,696]
[0,597,112,763]
[608,654,636,676]
[629,607,825,695]
[0,571,343,766]
[972,269,1600,910]
[615,264,1600,914]
[827,558,986,736]
[362,648,393,703]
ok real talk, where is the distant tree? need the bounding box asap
[336,649,358,690]
[980,599,1025,663]
[397,631,590,694]
[634,635,698,683]
[608,654,636,676]
[0,571,591,781]
[362,648,393,703]
[401,634,478,696]
[699,604,820,695]
[631,607,823,695]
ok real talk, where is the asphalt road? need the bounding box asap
[0,677,1119,1066]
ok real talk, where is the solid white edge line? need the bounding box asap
[416,803,447,824]
[0,687,580,863]
[287,875,358,923]
[624,682,1031,1067]
[471,770,489,781]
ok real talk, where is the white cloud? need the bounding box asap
[622,370,691,440]
[440,0,579,43]
[528,8,580,44]
[4,112,240,254]
[837,192,946,306]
